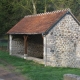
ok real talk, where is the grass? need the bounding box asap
[0,50,80,80]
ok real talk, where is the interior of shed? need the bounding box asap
[11,34,43,59]
[27,34,43,59]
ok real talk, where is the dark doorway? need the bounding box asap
[27,34,43,59]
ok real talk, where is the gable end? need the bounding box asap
[43,11,80,35]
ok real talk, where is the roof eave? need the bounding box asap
[7,32,43,35]
[68,12,80,25]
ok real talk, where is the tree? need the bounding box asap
[0,0,13,34]
[0,0,80,35]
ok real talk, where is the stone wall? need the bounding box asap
[12,36,24,56]
[27,35,43,58]
[45,14,80,68]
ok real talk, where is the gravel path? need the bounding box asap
[0,59,27,80]
[0,67,27,80]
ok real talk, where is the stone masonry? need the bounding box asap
[12,37,25,56]
[45,14,80,68]
[64,74,80,80]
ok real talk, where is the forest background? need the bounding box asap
[0,0,80,35]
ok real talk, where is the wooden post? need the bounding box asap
[23,35,28,59]
[9,35,12,55]
[43,35,47,66]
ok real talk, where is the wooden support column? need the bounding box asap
[43,35,47,66]
[9,34,12,55]
[23,35,28,59]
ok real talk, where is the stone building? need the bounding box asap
[7,9,80,68]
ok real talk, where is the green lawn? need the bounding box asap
[0,50,80,80]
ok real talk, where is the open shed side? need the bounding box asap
[9,34,43,59]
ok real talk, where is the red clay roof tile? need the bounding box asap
[7,9,68,34]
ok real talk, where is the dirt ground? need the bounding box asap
[0,67,27,80]
[0,59,27,80]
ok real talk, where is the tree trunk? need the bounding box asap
[32,0,37,14]
[44,0,47,13]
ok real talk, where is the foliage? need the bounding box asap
[0,0,80,34]
[0,50,80,80]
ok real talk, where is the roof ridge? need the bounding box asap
[24,8,71,18]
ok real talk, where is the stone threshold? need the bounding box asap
[26,57,44,64]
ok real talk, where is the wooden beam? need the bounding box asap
[42,35,43,39]
[23,35,28,54]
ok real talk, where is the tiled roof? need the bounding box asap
[7,9,69,34]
